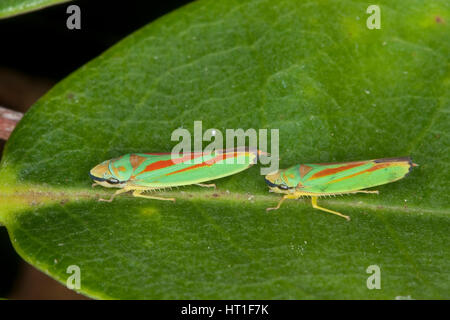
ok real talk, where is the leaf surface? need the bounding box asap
[0,0,71,19]
[0,0,449,299]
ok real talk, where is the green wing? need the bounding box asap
[109,149,258,188]
[282,157,415,194]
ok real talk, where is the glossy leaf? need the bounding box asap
[0,0,71,19]
[0,0,449,299]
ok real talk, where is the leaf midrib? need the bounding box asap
[1,183,446,222]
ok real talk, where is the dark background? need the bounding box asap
[0,0,193,299]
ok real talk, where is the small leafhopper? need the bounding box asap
[264,157,417,220]
[89,148,259,202]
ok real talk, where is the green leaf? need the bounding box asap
[0,0,71,19]
[1,0,449,299]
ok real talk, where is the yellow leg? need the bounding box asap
[196,183,216,189]
[266,194,298,211]
[99,188,130,202]
[311,196,350,221]
[92,182,99,188]
[132,190,176,202]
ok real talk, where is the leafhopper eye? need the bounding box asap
[107,178,120,184]
[278,184,289,190]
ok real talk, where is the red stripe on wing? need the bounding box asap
[325,162,397,185]
[139,153,205,174]
[308,162,366,180]
[165,152,246,176]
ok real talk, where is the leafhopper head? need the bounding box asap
[264,169,294,194]
[89,159,126,188]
